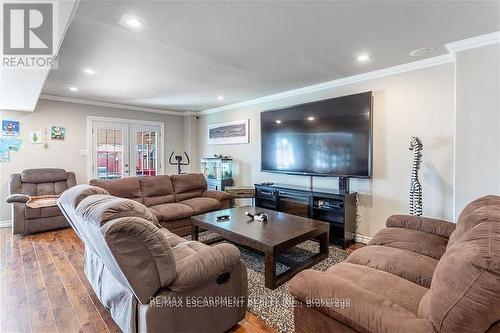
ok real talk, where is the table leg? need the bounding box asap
[191,225,199,241]
[319,231,329,256]
[264,251,276,289]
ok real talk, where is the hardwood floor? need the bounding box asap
[0,227,362,333]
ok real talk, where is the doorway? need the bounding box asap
[87,117,164,180]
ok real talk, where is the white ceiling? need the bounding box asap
[0,0,78,111]
[42,0,500,112]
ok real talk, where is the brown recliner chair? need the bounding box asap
[58,184,248,333]
[289,195,500,333]
[6,168,76,235]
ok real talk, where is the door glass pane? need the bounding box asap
[96,128,124,179]
[135,131,158,177]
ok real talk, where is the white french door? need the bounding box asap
[88,117,163,180]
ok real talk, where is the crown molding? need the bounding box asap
[39,94,196,116]
[445,31,500,53]
[200,53,454,115]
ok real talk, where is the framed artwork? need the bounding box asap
[2,120,20,136]
[207,119,249,145]
[50,126,65,140]
[29,131,44,144]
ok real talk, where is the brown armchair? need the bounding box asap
[289,195,500,333]
[6,168,76,235]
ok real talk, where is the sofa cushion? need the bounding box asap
[140,176,175,207]
[448,195,500,247]
[346,245,438,288]
[90,178,143,203]
[170,173,207,201]
[160,228,188,247]
[21,168,68,183]
[170,243,241,292]
[422,221,500,332]
[171,241,210,261]
[386,215,456,239]
[288,262,432,333]
[35,182,57,196]
[25,205,61,219]
[76,194,159,227]
[58,184,110,209]
[148,203,194,221]
[158,219,193,236]
[179,197,222,214]
[369,227,448,260]
[457,195,500,223]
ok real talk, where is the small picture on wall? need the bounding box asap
[208,119,249,145]
[2,120,20,136]
[50,126,65,140]
[29,131,44,144]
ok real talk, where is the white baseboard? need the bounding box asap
[354,234,372,244]
[0,220,12,228]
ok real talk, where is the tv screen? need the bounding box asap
[261,91,372,178]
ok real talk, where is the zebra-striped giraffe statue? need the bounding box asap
[409,136,423,216]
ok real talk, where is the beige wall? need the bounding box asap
[198,63,456,238]
[0,99,185,221]
[454,43,500,217]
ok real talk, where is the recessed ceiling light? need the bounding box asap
[409,47,435,57]
[119,14,144,30]
[69,86,79,92]
[82,67,97,75]
[307,116,315,121]
[217,96,224,101]
[357,54,371,63]
[275,120,282,124]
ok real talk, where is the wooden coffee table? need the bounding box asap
[191,207,329,289]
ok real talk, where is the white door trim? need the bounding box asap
[86,116,165,182]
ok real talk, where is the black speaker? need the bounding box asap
[339,176,350,194]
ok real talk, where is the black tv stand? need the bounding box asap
[254,183,357,249]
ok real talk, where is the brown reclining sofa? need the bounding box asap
[6,168,76,235]
[90,173,230,236]
[289,195,500,333]
[58,184,247,333]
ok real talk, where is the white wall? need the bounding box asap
[0,99,185,221]
[198,63,456,238]
[454,43,500,217]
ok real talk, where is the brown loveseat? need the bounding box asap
[90,173,231,236]
[289,195,500,333]
[58,184,247,333]
[6,168,76,235]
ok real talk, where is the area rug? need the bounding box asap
[187,232,349,333]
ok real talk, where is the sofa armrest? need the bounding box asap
[169,243,241,292]
[288,266,434,333]
[202,190,231,202]
[5,194,30,204]
[386,215,456,239]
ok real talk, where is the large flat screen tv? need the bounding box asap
[261,91,372,178]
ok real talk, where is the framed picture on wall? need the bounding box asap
[2,120,20,136]
[207,119,249,145]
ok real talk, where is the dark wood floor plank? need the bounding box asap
[46,232,109,333]
[4,232,31,333]
[19,235,58,333]
[32,233,82,333]
[231,313,278,333]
